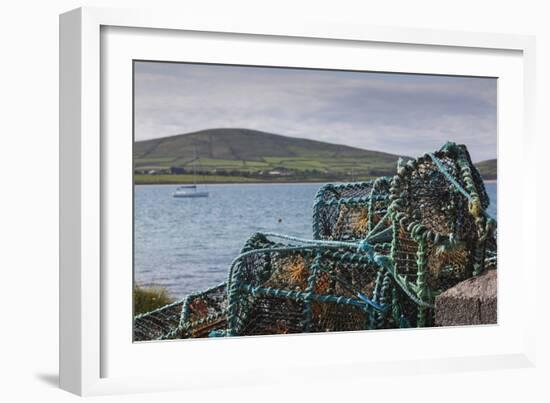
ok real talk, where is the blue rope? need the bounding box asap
[240,284,387,312]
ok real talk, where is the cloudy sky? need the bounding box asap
[134,61,497,162]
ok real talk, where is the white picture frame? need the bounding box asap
[59,6,537,396]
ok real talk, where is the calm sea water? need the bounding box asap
[134,182,497,299]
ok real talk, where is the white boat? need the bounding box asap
[173,186,209,198]
[172,148,209,198]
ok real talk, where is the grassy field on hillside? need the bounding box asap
[136,156,396,175]
[475,159,497,180]
[135,174,262,185]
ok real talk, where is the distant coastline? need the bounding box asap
[134,174,497,186]
[134,174,379,185]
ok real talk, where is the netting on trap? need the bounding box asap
[223,233,398,336]
[133,299,186,341]
[133,283,227,341]
[313,177,392,242]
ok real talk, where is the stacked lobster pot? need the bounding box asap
[223,233,386,337]
[387,142,497,327]
[310,178,418,330]
[133,142,497,341]
[312,178,392,242]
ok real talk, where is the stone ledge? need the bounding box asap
[434,269,497,326]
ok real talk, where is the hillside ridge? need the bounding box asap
[134,128,401,162]
[474,158,497,180]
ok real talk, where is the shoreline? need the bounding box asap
[134,177,498,186]
[134,179,378,186]
[134,173,379,185]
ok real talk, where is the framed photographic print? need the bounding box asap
[60,7,537,396]
[131,61,498,341]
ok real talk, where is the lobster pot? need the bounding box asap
[313,178,391,241]
[226,234,394,336]
[134,300,185,341]
[388,143,495,323]
[134,283,227,341]
[177,283,228,339]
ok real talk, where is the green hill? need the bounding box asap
[475,159,497,180]
[134,128,404,183]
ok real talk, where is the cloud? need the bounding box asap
[134,62,497,162]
